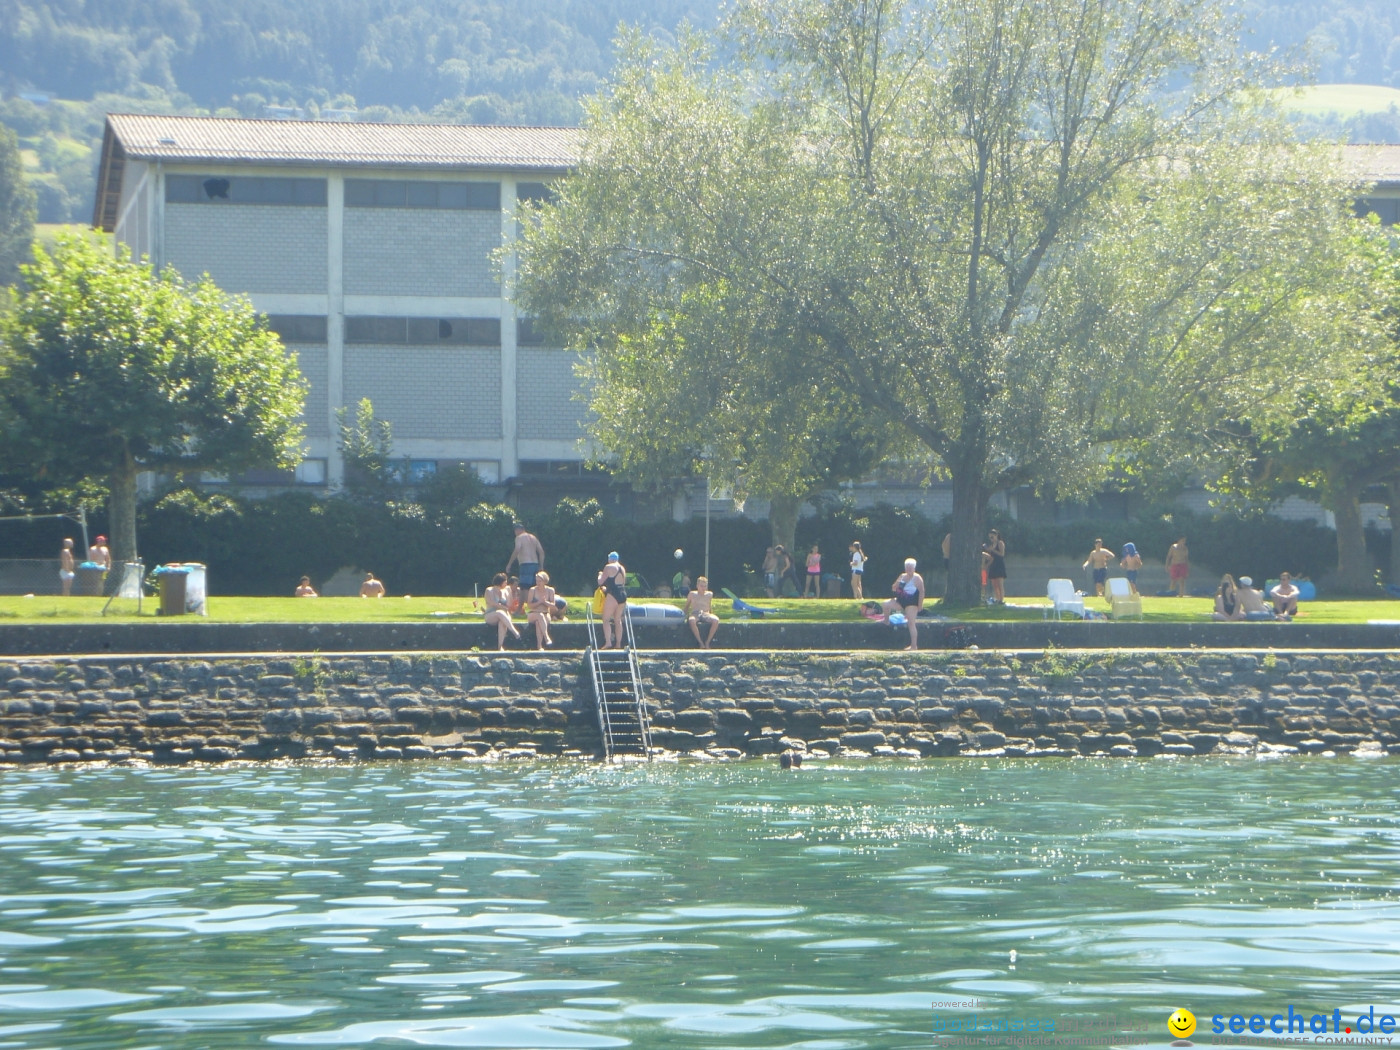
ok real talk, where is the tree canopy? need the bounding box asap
[517,0,1374,606]
[0,234,308,564]
[0,124,36,284]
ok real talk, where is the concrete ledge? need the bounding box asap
[2,618,1399,656]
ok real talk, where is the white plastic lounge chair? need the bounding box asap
[1046,578,1085,620]
[1107,576,1143,620]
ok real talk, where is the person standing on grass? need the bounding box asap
[59,538,75,596]
[849,541,866,600]
[1083,538,1115,598]
[506,523,545,588]
[686,576,720,649]
[484,572,522,650]
[1120,542,1143,595]
[983,529,1007,605]
[762,546,778,598]
[1166,536,1189,597]
[803,545,822,598]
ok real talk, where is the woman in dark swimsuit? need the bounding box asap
[881,558,925,650]
[597,551,629,649]
[484,571,523,650]
[983,529,1007,604]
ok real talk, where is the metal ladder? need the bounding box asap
[585,604,652,760]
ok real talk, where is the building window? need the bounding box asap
[519,459,596,477]
[517,181,555,205]
[266,315,328,343]
[296,459,328,485]
[166,175,327,205]
[344,179,499,210]
[345,316,501,346]
[516,318,547,346]
[1355,198,1400,225]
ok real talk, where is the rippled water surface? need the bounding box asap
[0,758,1398,1048]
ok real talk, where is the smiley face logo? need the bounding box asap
[1168,1008,1197,1039]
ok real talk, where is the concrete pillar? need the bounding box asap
[326,174,345,487]
[499,177,519,481]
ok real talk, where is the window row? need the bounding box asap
[164,176,555,210]
[266,315,554,347]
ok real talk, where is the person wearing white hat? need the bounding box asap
[597,551,629,649]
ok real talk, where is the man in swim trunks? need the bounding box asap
[507,523,545,587]
[1165,536,1189,597]
[1083,538,1114,598]
[59,538,75,596]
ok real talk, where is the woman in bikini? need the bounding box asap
[803,545,822,598]
[526,571,557,649]
[484,572,523,650]
[597,551,629,649]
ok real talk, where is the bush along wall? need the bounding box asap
[4,485,1346,597]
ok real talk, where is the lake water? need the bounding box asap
[0,758,1398,1049]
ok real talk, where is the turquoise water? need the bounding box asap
[0,758,1398,1049]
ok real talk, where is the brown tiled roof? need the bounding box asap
[104,113,579,170]
[1342,145,1400,189]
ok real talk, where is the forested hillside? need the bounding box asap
[1,0,1398,223]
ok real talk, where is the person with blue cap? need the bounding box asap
[1120,542,1143,595]
[597,551,629,649]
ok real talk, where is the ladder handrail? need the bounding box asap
[585,602,651,761]
[584,606,615,755]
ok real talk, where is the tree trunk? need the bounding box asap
[942,467,989,609]
[1328,480,1373,595]
[769,493,800,556]
[1388,481,1400,588]
[107,447,139,567]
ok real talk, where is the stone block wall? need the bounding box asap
[343,346,501,440]
[166,204,328,294]
[2,651,1398,766]
[343,209,499,297]
[516,349,589,441]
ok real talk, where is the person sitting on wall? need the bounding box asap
[360,572,386,598]
[1269,572,1300,619]
[295,576,318,597]
[686,575,720,649]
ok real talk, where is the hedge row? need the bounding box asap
[1,488,1354,596]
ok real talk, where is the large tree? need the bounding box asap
[517,0,1367,605]
[0,125,36,285]
[0,235,307,564]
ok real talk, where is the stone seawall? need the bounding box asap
[1,650,1397,765]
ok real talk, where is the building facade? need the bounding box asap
[93,114,586,490]
[93,117,1400,523]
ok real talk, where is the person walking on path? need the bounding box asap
[1166,536,1190,597]
[983,529,1007,604]
[803,545,822,598]
[506,523,545,588]
[686,576,720,649]
[59,538,75,596]
[526,571,557,649]
[1120,542,1143,595]
[849,541,866,600]
[882,559,925,650]
[597,551,629,649]
[1083,538,1115,598]
[484,572,522,650]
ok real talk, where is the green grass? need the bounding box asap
[1270,83,1400,117]
[1,594,1397,624]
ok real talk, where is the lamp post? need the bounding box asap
[704,473,712,584]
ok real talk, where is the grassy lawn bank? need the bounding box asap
[1,594,1398,624]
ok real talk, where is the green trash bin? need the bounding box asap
[156,565,190,616]
[75,562,105,597]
